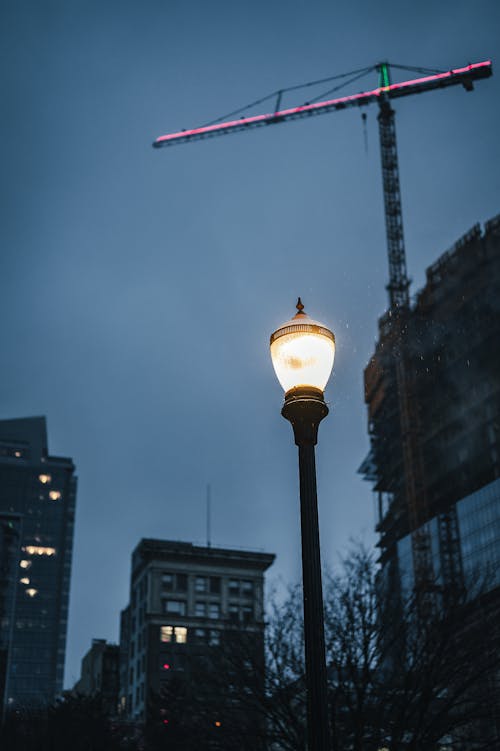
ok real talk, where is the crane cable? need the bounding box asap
[200,62,446,129]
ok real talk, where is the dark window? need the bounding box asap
[228,579,239,596]
[229,604,239,622]
[242,605,253,623]
[241,580,254,597]
[164,600,186,616]
[176,574,187,591]
[210,577,220,594]
[195,576,207,593]
[162,573,174,591]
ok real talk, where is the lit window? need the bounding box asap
[26,588,38,597]
[20,578,30,585]
[195,602,207,617]
[208,603,220,620]
[164,600,186,616]
[160,626,174,643]
[19,560,31,569]
[195,576,207,593]
[160,625,187,643]
[23,546,56,556]
[49,491,61,501]
[174,627,187,644]
[38,474,51,484]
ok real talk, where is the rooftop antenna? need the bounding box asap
[206,483,211,548]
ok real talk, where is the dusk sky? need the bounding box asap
[1,0,499,687]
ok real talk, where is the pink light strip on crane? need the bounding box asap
[154,61,491,146]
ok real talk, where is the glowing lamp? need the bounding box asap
[270,298,335,397]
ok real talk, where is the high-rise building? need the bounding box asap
[0,417,77,706]
[361,213,500,745]
[361,214,500,595]
[0,512,22,714]
[119,538,275,732]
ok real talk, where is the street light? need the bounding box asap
[270,297,335,751]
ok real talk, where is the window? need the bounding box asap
[195,576,207,593]
[208,603,220,620]
[209,630,220,646]
[242,605,253,623]
[241,580,254,597]
[162,572,187,591]
[229,604,239,622]
[161,625,187,643]
[195,602,207,617]
[162,573,174,590]
[164,600,186,616]
[194,628,206,643]
[228,579,239,595]
[175,627,187,644]
[210,576,221,594]
[160,626,174,643]
[22,546,56,557]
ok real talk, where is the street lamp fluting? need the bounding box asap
[270,298,335,751]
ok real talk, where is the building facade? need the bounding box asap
[74,638,120,714]
[0,417,77,706]
[362,214,500,594]
[120,538,275,733]
[361,214,500,745]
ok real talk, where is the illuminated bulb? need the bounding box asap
[26,588,38,597]
[162,663,170,670]
[270,299,335,395]
[38,474,51,484]
[20,560,31,569]
[20,578,30,585]
[49,491,61,501]
[214,721,222,728]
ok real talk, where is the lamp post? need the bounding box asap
[270,298,335,751]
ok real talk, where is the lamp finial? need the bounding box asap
[296,297,305,315]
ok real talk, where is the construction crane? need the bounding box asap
[153,59,492,595]
[153,60,491,309]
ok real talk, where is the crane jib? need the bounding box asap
[153,60,492,148]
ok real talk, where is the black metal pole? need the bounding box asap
[282,386,331,751]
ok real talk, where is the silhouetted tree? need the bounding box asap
[155,545,500,750]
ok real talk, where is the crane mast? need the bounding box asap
[377,64,410,309]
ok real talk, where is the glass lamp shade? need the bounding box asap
[270,300,335,394]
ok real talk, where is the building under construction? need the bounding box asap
[361,213,500,595]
